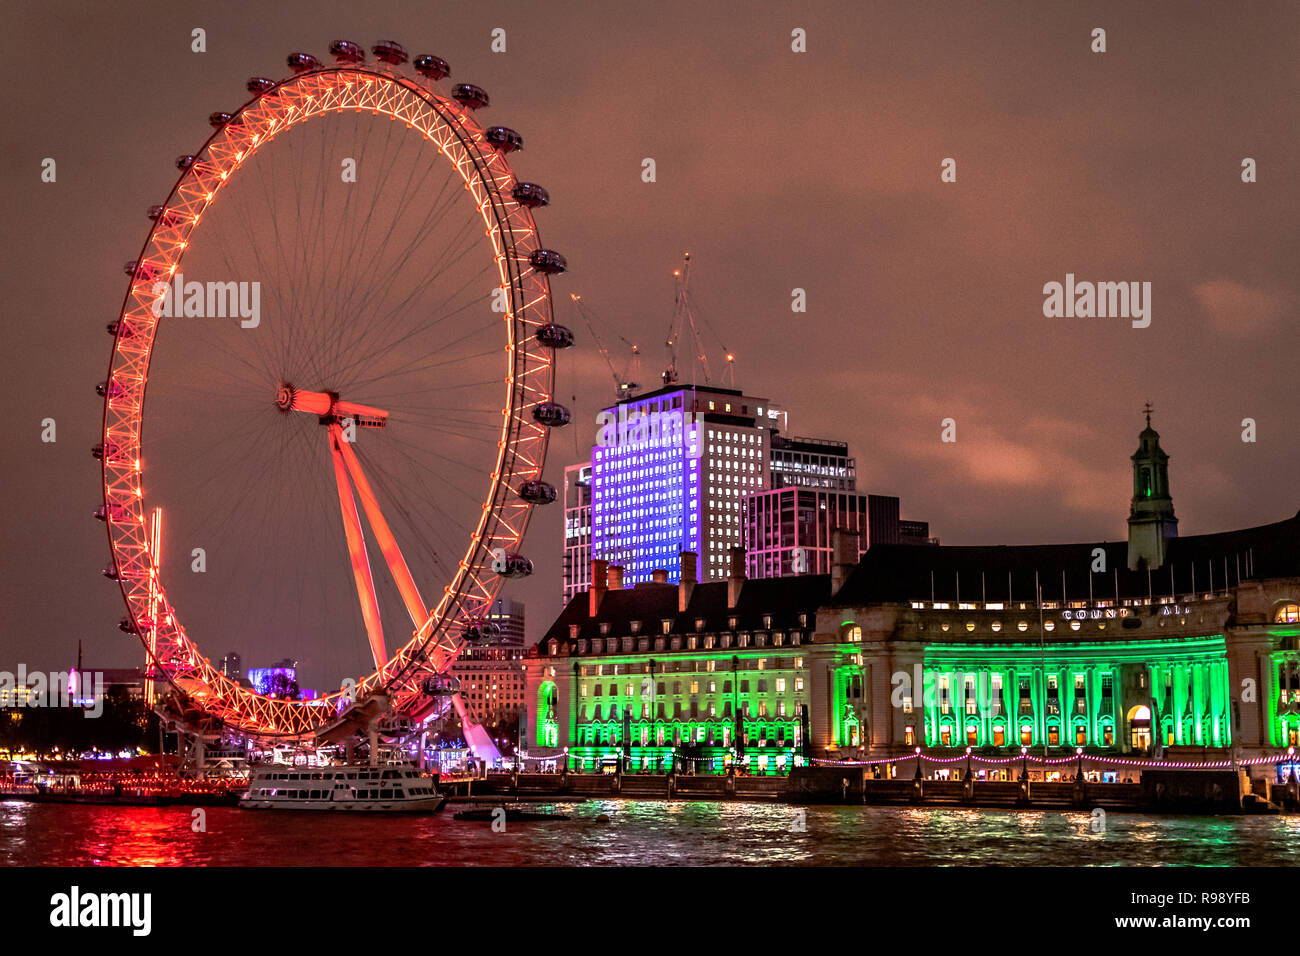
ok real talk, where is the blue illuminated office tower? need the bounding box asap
[590,384,784,585]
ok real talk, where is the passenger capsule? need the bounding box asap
[209,111,234,128]
[92,442,122,462]
[96,379,124,399]
[422,674,460,696]
[372,40,408,65]
[414,54,450,80]
[101,567,120,580]
[463,620,502,643]
[147,205,183,227]
[517,479,558,504]
[511,182,549,208]
[528,249,567,275]
[534,323,574,349]
[531,401,571,427]
[176,154,196,170]
[484,126,523,153]
[247,76,277,96]
[286,52,321,73]
[451,83,490,110]
[329,40,366,63]
[118,617,138,634]
[494,554,534,579]
[94,506,107,522]
[124,260,160,281]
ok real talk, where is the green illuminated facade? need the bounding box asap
[524,559,827,775]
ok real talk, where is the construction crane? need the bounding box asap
[568,293,641,401]
[662,252,736,387]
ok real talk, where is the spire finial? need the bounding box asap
[1142,400,1153,427]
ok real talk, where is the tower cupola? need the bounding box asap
[1127,403,1178,570]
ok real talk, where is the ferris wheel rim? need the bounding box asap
[100,58,558,740]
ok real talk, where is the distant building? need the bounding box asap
[451,598,527,726]
[743,491,933,579]
[562,462,593,606]
[220,652,242,681]
[768,434,856,491]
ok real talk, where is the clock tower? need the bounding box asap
[1127,404,1178,570]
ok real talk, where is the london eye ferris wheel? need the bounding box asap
[98,40,574,742]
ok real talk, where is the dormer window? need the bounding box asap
[569,625,579,640]
[729,617,738,630]
[695,618,706,631]
[630,620,641,634]
[763,614,772,628]
[599,623,610,636]
[548,639,558,655]
[661,619,672,634]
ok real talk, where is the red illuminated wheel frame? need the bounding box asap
[100,52,560,740]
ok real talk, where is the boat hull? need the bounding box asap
[239,795,445,813]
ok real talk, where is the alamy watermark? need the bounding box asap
[1042,273,1151,328]
[0,666,105,718]
[595,406,702,459]
[150,273,261,328]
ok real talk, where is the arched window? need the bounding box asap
[1274,602,1300,624]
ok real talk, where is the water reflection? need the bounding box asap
[4,798,1298,867]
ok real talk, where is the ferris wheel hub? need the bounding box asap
[276,383,389,429]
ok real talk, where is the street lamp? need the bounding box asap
[1020,744,1029,783]
[914,745,923,781]
[1075,746,1084,782]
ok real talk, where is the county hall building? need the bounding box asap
[524,417,1300,777]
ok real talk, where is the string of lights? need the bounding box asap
[810,747,1297,771]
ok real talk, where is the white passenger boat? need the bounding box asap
[239,764,445,812]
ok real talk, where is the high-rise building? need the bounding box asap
[589,383,779,585]
[562,462,593,606]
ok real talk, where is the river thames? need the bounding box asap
[5,798,1299,866]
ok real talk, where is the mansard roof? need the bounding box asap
[541,574,832,646]
[832,510,1300,607]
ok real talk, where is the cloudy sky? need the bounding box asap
[3,0,1296,678]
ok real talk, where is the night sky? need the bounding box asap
[3,1,1296,679]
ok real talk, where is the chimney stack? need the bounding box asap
[679,551,697,612]
[728,545,746,609]
[590,558,608,617]
[831,529,860,594]
[607,564,625,592]
[651,568,668,584]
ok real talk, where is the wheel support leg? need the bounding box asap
[328,424,388,670]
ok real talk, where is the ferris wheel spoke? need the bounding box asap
[328,218,493,383]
